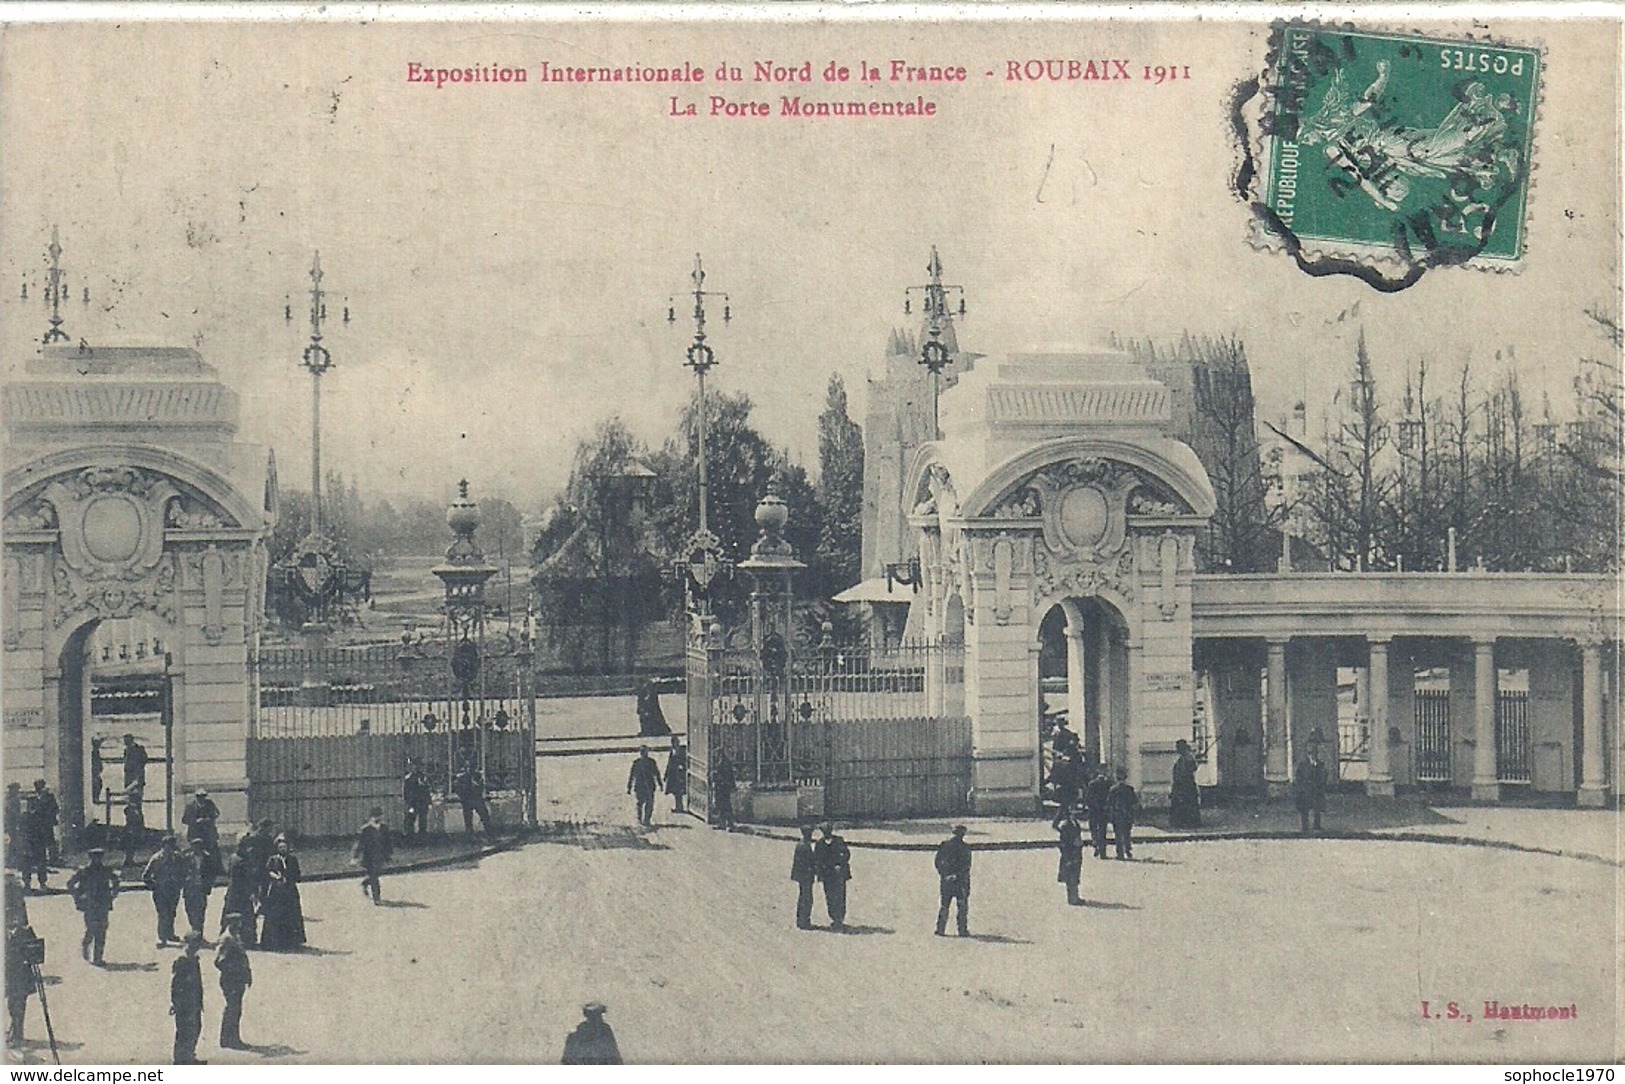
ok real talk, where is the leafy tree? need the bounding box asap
[815,374,865,594]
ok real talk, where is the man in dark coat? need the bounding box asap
[1107,767,1138,861]
[561,1002,621,1064]
[122,734,150,791]
[626,747,662,827]
[142,834,187,948]
[354,806,392,904]
[933,825,972,937]
[5,920,38,1048]
[711,752,737,831]
[1294,748,1329,833]
[170,931,205,1064]
[1085,768,1112,860]
[30,781,59,866]
[181,841,212,938]
[402,759,432,839]
[1049,750,1080,829]
[1057,810,1086,905]
[220,850,258,948]
[664,737,688,814]
[122,781,146,867]
[18,796,46,891]
[452,755,492,836]
[237,818,275,905]
[790,824,817,930]
[215,915,252,1049]
[181,788,222,881]
[65,848,119,965]
[813,823,852,931]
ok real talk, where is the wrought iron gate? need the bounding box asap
[248,640,536,837]
[1495,689,1531,784]
[1414,688,1452,783]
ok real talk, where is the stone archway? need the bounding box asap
[3,345,275,837]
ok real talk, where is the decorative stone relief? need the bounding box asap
[1158,532,1180,620]
[2,556,19,650]
[52,553,178,627]
[1032,544,1136,606]
[5,499,57,532]
[166,498,224,530]
[201,545,227,643]
[992,537,1014,625]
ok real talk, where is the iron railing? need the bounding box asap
[1496,689,1532,784]
[1414,688,1452,782]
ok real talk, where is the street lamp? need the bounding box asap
[668,254,732,614]
[433,480,499,785]
[903,246,968,441]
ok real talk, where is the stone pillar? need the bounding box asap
[1471,637,1499,801]
[1365,637,1394,796]
[1578,639,1609,807]
[1265,637,1289,795]
[1065,623,1087,753]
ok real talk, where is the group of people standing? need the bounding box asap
[789,823,852,931]
[4,780,61,891]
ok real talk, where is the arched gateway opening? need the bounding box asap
[3,346,275,836]
[1037,597,1130,806]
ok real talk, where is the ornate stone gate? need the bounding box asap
[901,349,1216,813]
[2,345,276,833]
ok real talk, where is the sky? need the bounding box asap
[2,10,1617,511]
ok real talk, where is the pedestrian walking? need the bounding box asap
[1057,810,1086,905]
[1085,768,1112,860]
[1294,747,1329,834]
[18,796,47,891]
[181,787,222,882]
[402,759,432,839]
[635,680,671,738]
[30,781,59,866]
[181,840,213,938]
[67,848,119,965]
[813,823,852,931]
[711,751,737,830]
[790,825,817,930]
[220,850,258,948]
[215,914,251,1049]
[1169,738,1201,829]
[664,737,688,814]
[1107,767,1138,860]
[933,825,972,937]
[626,746,662,827]
[142,834,187,948]
[561,1002,621,1064]
[259,836,306,951]
[452,754,493,836]
[122,781,146,867]
[354,806,391,904]
[170,931,205,1064]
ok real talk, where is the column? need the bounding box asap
[1471,637,1499,801]
[1265,637,1289,795]
[1578,640,1609,807]
[1365,637,1394,796]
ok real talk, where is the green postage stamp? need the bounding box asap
[1254,22,1541,279]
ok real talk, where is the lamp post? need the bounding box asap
[903,245,968,441]
[432,480,499,788]
[668,254,731,615]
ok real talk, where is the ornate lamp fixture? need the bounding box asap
[668,253,733,611]
[903,245,968,440]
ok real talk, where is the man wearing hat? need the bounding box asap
[182,787,222,882]
[142,834,188,948]
[170,931,205,1064]
[214,914,252,1049]
[561,1002,621,1064]
[789,824,818,930]
[933,825,972,937]
[180,839,213,939]
[354,806,392,904]
[813,823,852,932]
[65,847,119,965]
[30,780,59,867]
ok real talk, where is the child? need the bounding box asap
[1107,766,1138,860]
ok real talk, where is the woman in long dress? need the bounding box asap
[259,835,306,951]
[1169,739,1202,829]
[636,681,671,738]
[220,848,259,947]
